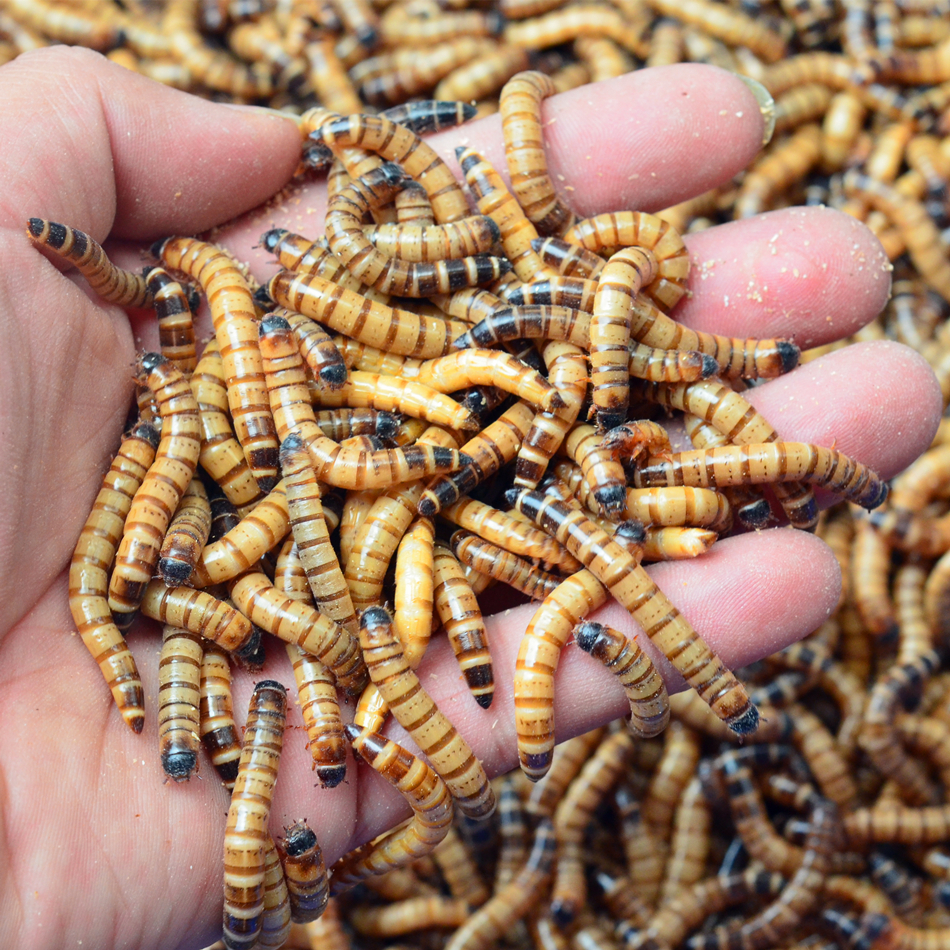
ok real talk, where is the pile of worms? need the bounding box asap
[14,0,950,948]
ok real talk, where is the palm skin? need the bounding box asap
[0,46,940,950]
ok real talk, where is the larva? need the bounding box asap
[222,680,287,950]
[156,236,279,491]
[450,529,562,601]
[68,420,158,733]
[433,539,495,709]
[228,570,368,698]
[572,621,670,738]
[278,819,329,925]
[158,475,212,586]
[157,624,203,782]
[331,725,455,894]
[108,354,201,622]
[359,605,495,819]
[27,217,152,309]
[510,488,759,737]
[146,265,197,374]
[199,643,242,789]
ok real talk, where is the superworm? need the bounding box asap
[68,421,158,733]
[433,539,495,708]
[157,624,203,782]
[108,354,201,621]
[572,621,670,738]
[158,475,211,586]
[199,643,242,789]
[359,605,495,819]
[450,529,561,601]
[330,725,455,893]
[222,680,287,950]
[146,265,197,373]
[156,236,279,491]
[27,217,152,309]
[510,488,759,736]
[278,819,329,924]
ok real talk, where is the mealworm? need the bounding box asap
[259,314,465,488]
[199,643,242,789]
[27,217,152,308]
[68,421,158,733]
[456,144,555,283]
[550,729,635,924]
[331,725,455,893]
[434,43,530,102]
[511,488,759,735]
[108,354,201,620]
[5,0,122,48]
[433,540,495,708]
[362,215,501,263]
[222,680,287,950]
[418,400,535,516]
[228,570,368,698]
[314,408,399,443]
[313,111,470,223]
[563,423,629,521]
[157,623,203,782]
[277,820,329,925]
[257,833,292,950]
[500,70,575,235]
[280,434,357,635]
[451,529,561,601]
[266,268,467,359]
[513,569,610,780]
[572,621,670,738]
[359,605,495,819]
[502,5,649,56]
[394,515,436,670]
[433,826,490,908]
[189,338,263,510]
[190,479,289,588]
[156,236,279,491]
[157,475,211,586]
[146,266,197,373]
[632,441,888,511]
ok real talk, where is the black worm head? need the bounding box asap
[138,351,166,375]
[777,340,801,374]
[283,821,318,856]
[258,313,291,336]
[573,621,602,653]
[149,237,170,259]
[614,519,646,546]
[253,284,275,307]
[260,228,287,253]
[699,354,720,379]
[360,604,393,629]
[131,420,161,449]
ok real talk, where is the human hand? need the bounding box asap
[0,46,939,950]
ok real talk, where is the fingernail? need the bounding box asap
[221,103,302,128]
[735,74,775,147]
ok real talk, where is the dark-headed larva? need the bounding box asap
[108,354,201,622]
[450,530,562,601]
[513,568,610,781]
[258,833,292,950]
[532,236,606,279]
[158,475,211,587]
[572,621,670,738]
[444,819,556,950]
[266,268,467,360]
[314,111,471,224]
[199,643,242,789]
[563,423,629,521]
[361,215,500,263]
[228,570,368,698]
[510,488,759,737]
[632,441,888,511]
[222,680,287,950]
[525,728,605,820]
[68,421,158,733]
[311,370,479,434]
[157,624,203,783]
[456,145,556,283]
[591,248,660,430]
[280,434,357,635]
[413,350,566,412]
[190,479,289,588]
[189,338,263,510]
[146,266,197,374]
[433,540,495,709]
[500,70,576,236]
[27,218,152,309]
[258,315,464,489]
[277,819,329,924]
[418,400,535,516]
[139,581,257,658]
[324,163,509,297]
[156,236,279,491]
[331,725,454,893]
[359,606,495,820]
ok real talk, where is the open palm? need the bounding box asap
[0,47,939,950]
